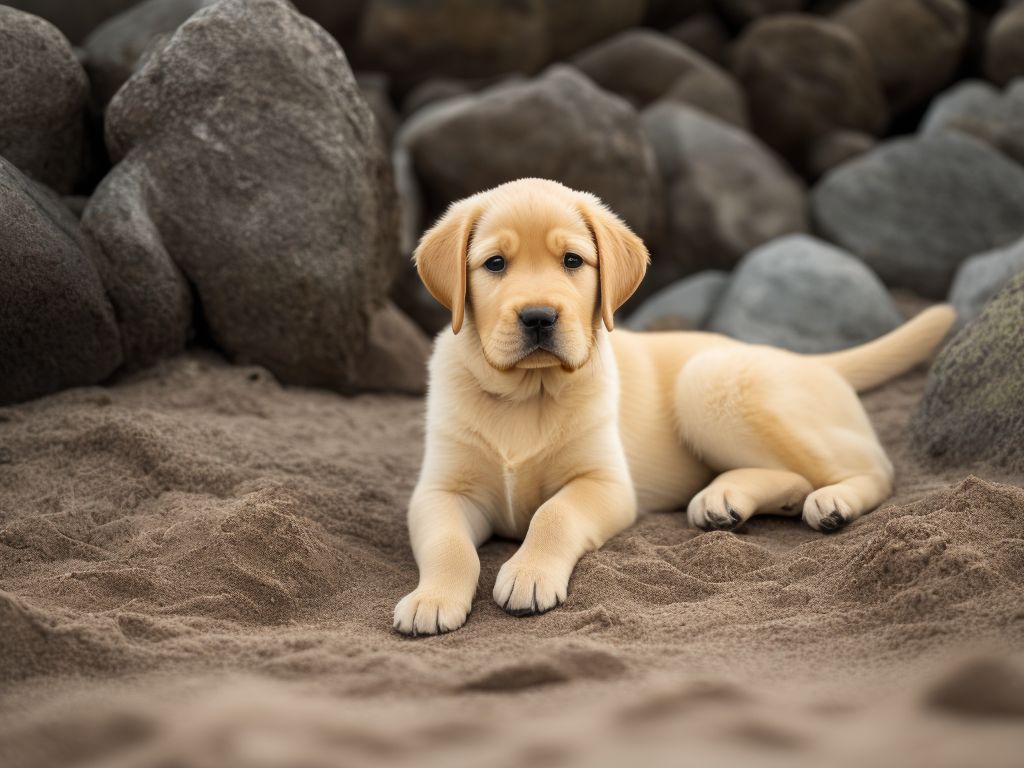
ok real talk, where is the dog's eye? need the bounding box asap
[563,252,584,270]
[484,255,505,273]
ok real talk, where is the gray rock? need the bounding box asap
[543,0,646,60]
[0,6,88,193]
[82,0,214,107]
[986,2,1024,86]
[912,272,1024,472]
[1,0,138,44]
[402,78,473,117]
[624,271,729,331]
[921,79,1024,166]
[812,134,1024,298]
[81,0,410,394]
[357,0,547,89]
[573,29,747,127]
[0,157,121,405]
[399,65,660,241]
[807,130,875,178]
[833,0,969,113]
[641,102,807,273]
[356,71,399,145]
[949,236,1024,327]
[732,14,886,174]
[708,234,903,353]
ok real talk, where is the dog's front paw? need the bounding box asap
[493,557,569,617]
[802,486,856,533]
[687,486,751,531]
[393,587,470,636]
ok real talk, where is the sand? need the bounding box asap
[2,348,1024,768]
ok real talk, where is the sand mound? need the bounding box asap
[1,352,1023,767]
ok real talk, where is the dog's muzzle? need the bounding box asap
[519,306,558,349]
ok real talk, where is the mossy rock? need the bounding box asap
[911,272,1024,471]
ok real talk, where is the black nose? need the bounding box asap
[519,306,558,330]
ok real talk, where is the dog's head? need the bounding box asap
[414,179,649,372]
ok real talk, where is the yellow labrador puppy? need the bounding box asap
[394,178,954,636]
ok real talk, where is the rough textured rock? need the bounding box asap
[0,0,138,43]
[949,236,1024,327]
[807,129,875,178]
[573,29,747,127]
[356,0,547,88]
[732,14,886,173]
[543,0,647,60]
[81,0,409,394]
[0,157,121,406]
[641,102,807,273]
[624,271,729,331]
[707,234,902,353]
[833,0,969,113]
[812,134,1024,298]
[985,2,1024,85]
[82,0,214,107]
[399,65,660,239]
[0,6,88,193]
[912,272,1024,472]
[921,79,1024,166]
[714,0,806,25]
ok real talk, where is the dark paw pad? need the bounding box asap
[818,510,848,533]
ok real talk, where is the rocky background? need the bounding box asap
[1,0,1024,468]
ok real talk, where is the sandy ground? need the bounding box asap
[2,343,1024,767]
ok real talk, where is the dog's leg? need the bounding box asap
[394,490,491,636]
[493,473,635,616]
[687,468,813,531]
[802,471,892,532]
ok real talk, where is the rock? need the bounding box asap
[356,72,399,145]
[645,0,713,28]
[356,0,547,89]
[402,78,473,117]
[707,234,902,352]
[806,130,875,178]
[912,272,1024,472]
[346,301,430,394]
[986,2,1024,85]
[833,0,969,113]
[81,0,404,394]
[543,0,647,60]
[949,236,1024,327]
[921,79,1024,166]
[0,157,121,406]
[391,265,451,336]
[572,29,747,127]
[1,0,138,44]
[732,14,887,173]
[812,134,1024,298]
[292,0,367,49]
[714,0,806,26]
[399,65,660,240]
[624,271,730,331]
[0,6,88,193]
[640,102,807,273]
[666,13,732,66]
[82,0,214,107]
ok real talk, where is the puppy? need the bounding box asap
[393,178,954,636]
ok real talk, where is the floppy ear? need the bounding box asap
[576,195,649,331]
[414,194,487,334]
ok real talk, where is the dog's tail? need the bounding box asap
[813,305,956,392]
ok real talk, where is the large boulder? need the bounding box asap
[543,0,647,60]
[572,29,747,127]
[921,79,1024,167]
[912,272,1024,472]
[0,6,88,193]
[707,234,902,353]
[399,65,660,240]
[985,2,1024,86]
[82,0,214,107]
[356,0,547,89]
[624,271,729,331]
[0,157,121,406]
[81,0,417,394]
[732,14,886,174]
[0,0,138,44]
[832,0,969,114]
[640,102,807,273]
[949,236,1024,328]
[812,134,1024,298]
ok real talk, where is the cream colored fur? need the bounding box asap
[393,178,955,636]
